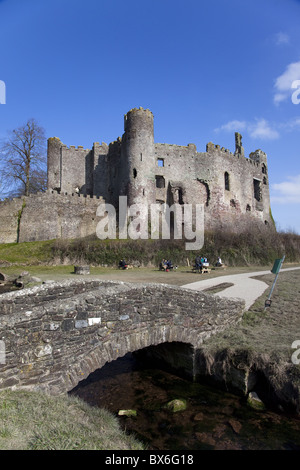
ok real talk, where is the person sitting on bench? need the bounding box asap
[119,259,128,269]
[166,260,173,271]
[195,256,203,272]
[216,256,223,267]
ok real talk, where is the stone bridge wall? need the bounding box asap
[0,279,244,395]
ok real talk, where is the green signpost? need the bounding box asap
[271,258,283,275]
[264,255,285,310]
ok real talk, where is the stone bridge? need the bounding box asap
[0,279,244,395]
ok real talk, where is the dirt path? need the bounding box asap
[182,266,300,310]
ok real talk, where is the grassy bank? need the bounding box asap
[1,227,300,268]
[0,389,144,450]
[198,269,300,413]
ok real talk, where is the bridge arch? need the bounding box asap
[0,279,244,395]
[66,328,198,393]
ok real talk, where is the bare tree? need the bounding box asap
[0,118,47,197]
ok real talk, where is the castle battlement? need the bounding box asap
[15,190,104,203]
[206,142,235,156]
[64,145,91,151]
[125,107,153,117]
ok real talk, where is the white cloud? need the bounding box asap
[248,119,279,140]
[271,174,300,204]
[274,32,290,45]
[274,61,300,104]
[280,117,300,131]
[215,120,247,133]
[215,118,279,140]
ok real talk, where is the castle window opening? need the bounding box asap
[246,204,251,211]
[253,178,261,202]
[176,188,184,205]
[133,168,137,178]
[224,172,230,191]
[179,189,183,205]
[155,175,165,188]
[262,164,267,174]
[157,158,164,167]
[263,176,267,185]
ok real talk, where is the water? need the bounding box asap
[70,352,300,450]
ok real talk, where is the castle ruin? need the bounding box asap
[0,107,273,244]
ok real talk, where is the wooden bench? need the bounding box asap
[192,264,210,274]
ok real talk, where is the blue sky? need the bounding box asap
[0,0,300,233]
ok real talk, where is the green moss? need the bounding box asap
[164,399,187,413]
[269,207,276,228]
[247,393,266,411]
[16,199,26,243]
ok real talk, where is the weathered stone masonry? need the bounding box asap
[0,107,273,243]
[0,280,244,395]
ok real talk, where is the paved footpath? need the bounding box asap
[182,267,300,310]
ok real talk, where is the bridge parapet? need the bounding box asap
[0,279,244,395]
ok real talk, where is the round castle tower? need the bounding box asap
[121,107,156,208]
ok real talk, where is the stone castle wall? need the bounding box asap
[0,107,273,244]
[153,141,270,231]
[0,198,25,244]
[0,191,103,243]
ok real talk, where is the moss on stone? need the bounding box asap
[164,399,187,413]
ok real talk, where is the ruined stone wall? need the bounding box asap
[0,198,25,243]
[0,192,103,243]
[153,138,272,231]
[154,143,199,205]
[196,144,271,230]
[60,146,92,195]
[18,191,103,242]
[0,279,244,395]
[48,138,100,196]
[107,138,123,207]
[92,142,109,199]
